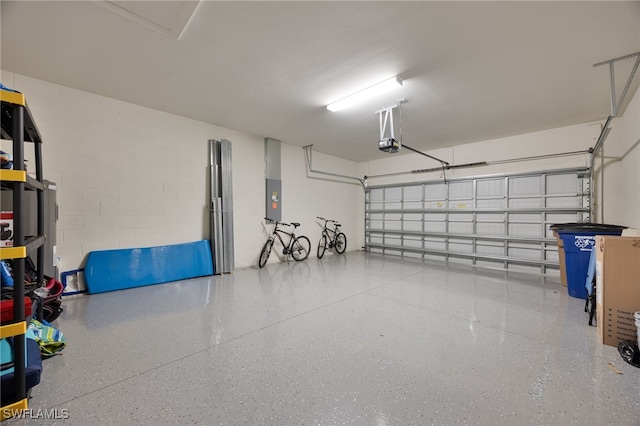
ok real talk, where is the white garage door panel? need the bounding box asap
[477,179,505,197]
[449,181,474,198]
[477,199,507,209]
[425,253,447,261]
[546,196,583,208]
[546,249,559,263]
[449,241,474,254]
[424,222,447,233]
[510,213,542,222]
[425,201,448,209]
[450,201,474,209]
[510,176,541,196]
[546,174,578,194]
[365,167,590,274]
[509,198,543,208]
[369,188,383,201]
[449,222,474,234]
[477,244,505,256]
[403,221,423,232]
[404,236,423,248]
[385,202,402,209]
[425,184,447,199]
[476,259,508,269]
[369,233,384,244]
[404,251,423,259]
[369,220,384,229]
[450,257,474,265]
[403,201,422,209]
[424,238,447,251]
[403,213,422,221]
[385,221,402,231]
[508,223,543,237]
[476,222,505,235]
[403,185,423,200]
[508,246,542,260]
[385,187,402,198]
[477,213,505,222]
[384,235,402,246]
[547,213,579,223]
[509,264,541,274]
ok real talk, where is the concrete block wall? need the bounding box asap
[1,71,363,273]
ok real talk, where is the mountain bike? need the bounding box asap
[259,218,311,268]
[316,217,347,259]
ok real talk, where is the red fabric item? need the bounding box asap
[0,297,32,323]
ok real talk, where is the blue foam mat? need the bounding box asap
[84,240,214,294]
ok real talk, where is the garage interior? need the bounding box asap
[1,1,639,424]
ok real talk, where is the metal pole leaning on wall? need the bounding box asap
[209,139,234,274]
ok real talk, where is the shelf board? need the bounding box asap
[0,321,26,339]
[0,169,26,183]
[0,398,29,421]
[0,246,26,259]
[0,236,46,260]
[0,89,26,107]
[0,170,45,191]
[1,89,43,144]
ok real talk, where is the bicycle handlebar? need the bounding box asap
[265,217,294,227]
[316,217,336,223]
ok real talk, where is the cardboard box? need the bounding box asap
[0,211,13,247]
[595,236,640,347]
[551,229,568,287]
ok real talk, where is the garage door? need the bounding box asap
[365,167,590,274]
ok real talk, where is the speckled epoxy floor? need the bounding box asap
[9,251,639,425]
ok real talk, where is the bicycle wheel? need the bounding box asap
[258,238,274,268]
[335,233,347,254]
[291,236,311,261]
[317,234,328,259]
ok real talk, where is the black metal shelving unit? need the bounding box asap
[0,88,45,420]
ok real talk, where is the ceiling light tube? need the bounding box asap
[327,76,403,112]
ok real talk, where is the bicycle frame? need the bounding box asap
[270,222,297,254]
[319,218,340,246]
[260,218,310,267]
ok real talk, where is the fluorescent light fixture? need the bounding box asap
[327,76,403,112]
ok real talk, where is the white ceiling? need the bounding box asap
[1,1,639,162]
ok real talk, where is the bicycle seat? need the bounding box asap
[291,222,300,228]
[335,223,341,227]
